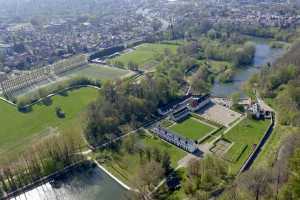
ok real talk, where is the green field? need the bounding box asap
[224,143,248,163]
[169,117,215,141]
[110,43,178,70]
[99,131,186,186]
[222,118,271,173]
[0,87,98,161]
[66,64,132,80]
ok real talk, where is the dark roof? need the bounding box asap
[158,94,192,113]
[158,94,210,113]
[172,107,189,118]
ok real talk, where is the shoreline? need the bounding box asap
[1,160,88,200]
[93,159,133,191]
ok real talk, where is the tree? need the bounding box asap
[162,152,172,175]
[55,106,65,118]
[237,169,272,200]
[136,160,165,193]
[128,61,139,71]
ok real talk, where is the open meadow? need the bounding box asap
[0,87,98,162]
[65,64,133,80]
[110,43,178,70]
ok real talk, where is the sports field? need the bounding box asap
[99,131,186,186]
[222,118,271,173]
[66,64,132,80]
[169,117,215,141]
[0,87,98,161]
[110,43,178,70]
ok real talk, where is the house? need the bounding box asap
[157,95,192,116]
[152,127,197,153]
[249,102,272,119]
[171,106,190,122]
[188,94,211,112]
[157,94,211,116]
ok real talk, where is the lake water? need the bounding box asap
[211,40,284,97]
[10,167,128,200]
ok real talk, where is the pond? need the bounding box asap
[10,167,128,200]
[211,39,285,97]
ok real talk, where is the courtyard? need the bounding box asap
[168,117,216,141]
[197,102,242,127]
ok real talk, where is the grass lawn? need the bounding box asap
[169,117,215,141]
[99,131,187,186]
[0,87,98,161]
[110,43,178,70]
[222,118,271,173]
[66,64,132,80]
[223,143,248,163]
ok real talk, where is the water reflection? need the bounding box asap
[211,41,284,97]
[11,167,127,200]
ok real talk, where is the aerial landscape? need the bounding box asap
[0,0,300,199]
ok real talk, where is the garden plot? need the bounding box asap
[168,117,216,141]
[197,103,241,127]
[210,139,232,157]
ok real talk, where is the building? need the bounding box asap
[158,94,211,116]
[188,94,211,112]
[152,126,197,153]
[0,72,7,82]
[249,102,272,119]
[171,106,190,122]
[157,95,191,116]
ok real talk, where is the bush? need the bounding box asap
[16,96,32,112]
[55,106,65,118]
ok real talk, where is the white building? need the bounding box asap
[152,127,197,153]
